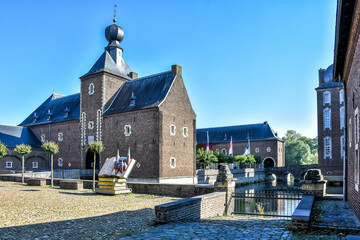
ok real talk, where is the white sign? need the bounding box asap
[88,136,94,143]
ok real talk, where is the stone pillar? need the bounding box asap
[214,163,237,215]
[301,169,327,198]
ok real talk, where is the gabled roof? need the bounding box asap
[104,71,175,115]
[19,93,80,126]
[0,125,42,150]
[316,81,343,90]
[197,123,281,144]
[81,50,132,79]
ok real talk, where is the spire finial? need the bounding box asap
[113,4,117,23]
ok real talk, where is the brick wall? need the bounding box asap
[0,150,47,171]
[155,192,226,223]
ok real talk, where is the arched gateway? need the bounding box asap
[85,150,100,169]
[263,158,275,168]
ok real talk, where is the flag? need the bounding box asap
[127,147,131,164]
[243,136,250,156]
[116,149,120,160]
[229,136,233,156]
[206,131,210,152]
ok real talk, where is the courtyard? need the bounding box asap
[1,181,359,240]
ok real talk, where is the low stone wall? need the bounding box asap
[292,195,315,229]
[197,168,265,185]
[60,180,83,190]
[128,182,214,197]
[155,192,226,223]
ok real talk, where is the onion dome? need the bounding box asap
[105,21,124,44]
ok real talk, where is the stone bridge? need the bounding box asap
[265,164,318,181]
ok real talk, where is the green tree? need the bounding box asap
[254,154,263,164]
[14,144,32,183]
[234,155,246,164]
[285,140,311,166]
[283,130,302,141]
[196,148,218,168]
[0,141,8,159]
[245,155,256,164]
[42,141,59,187]
[89,141,104,191]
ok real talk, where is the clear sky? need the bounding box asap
[0,0,336,138]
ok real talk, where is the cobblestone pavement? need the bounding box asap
[311,200,360,231]
[121,216,355,240]
[0,181,179,239]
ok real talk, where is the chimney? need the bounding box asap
[171,65,182,75]
[130,72,138,79]
[263,121,268,125]
[318,68,325,86]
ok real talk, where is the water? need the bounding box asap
[233,180,302,218]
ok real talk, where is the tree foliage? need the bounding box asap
[0,141,8,159]
[196,148,218,166]
[234,154,257,164]
[41,141,59,155]
[89,141,104,154]
[214,152,235,163]
[14,144,32,156]
[283,130,318,166]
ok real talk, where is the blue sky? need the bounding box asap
[0,0,336,138]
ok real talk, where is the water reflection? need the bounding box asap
[236,179,302,193]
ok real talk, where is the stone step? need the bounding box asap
[98,177,126,183]
[98,185,129,190]
[95,188,132,195]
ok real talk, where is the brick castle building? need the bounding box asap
[333,0,360,219]
[0,18,197,183]
[196,122,285,168]
[316,64,345,183]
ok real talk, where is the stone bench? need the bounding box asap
[27,178,47,186]
[292,195,315,229]
[59,180,83,190]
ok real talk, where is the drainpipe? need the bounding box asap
[48,124,51,170]
[343,85,347,201]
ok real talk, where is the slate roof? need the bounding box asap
[81,50,132,79]
[316,81,343,90]
[19,93,80,126]
[0,125,42,150]
[197,123,281,144]
[104,71,175,115]
[324,64,333,82]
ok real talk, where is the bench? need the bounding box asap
[59,180,83,190]
[27,178,47,186]
[292,195,315,229]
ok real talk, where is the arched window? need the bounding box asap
[89,83,94,95]
[323,91,331,105]
[58,133,63,142]
[221,148,227,155]
[170,157,176,168]
[324,136,332,159]
[323,108,331,130]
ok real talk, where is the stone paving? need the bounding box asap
[121,215,356,240]
[311,200,360,231]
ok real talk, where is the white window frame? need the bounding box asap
[170,157,176,169]
[58,158,63,167]
[88,121,94,130]
[221,148,227,155]
[255,148,259,153]
[355,151,359,191]
[32,162,38,169]
[341,135,345,158]
[5,161,12,168]
[183,127,188,137]
[124,125,131,136]
[340,106,345,129]
[41,134,45,143]
[266,147,271,152]
[324,136,332,159]
[349,118,352,148]
[89,83,94,95]
[340,89,344,104]
[355,108,359,148]
[323,91,331,105]
[170,124,176,136]
[58,132,63,142]
[323,108,332,130]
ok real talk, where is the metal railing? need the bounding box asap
[232,190,302,218]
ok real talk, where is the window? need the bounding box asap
[355,151,359,191]
[255,148,260,153]
[6,161,12,168]
[41,134,45,143]
[89,83,94,95]
[124,125,131,136]
[183,127,188,137]
[340,89,345,104]
[349,118,353,148]
[170,157,176,168]
[58,132,63,142]
[340,107,345,129]
[341,135,345,158]
[323,91,331,105]
[324,136,332,159]
[88,121,94,130]
[58,158,63,167]
[170,124,176,136]
[266,147,271,152]
[356,108,359,146]
[323,108,331,130]
[221,148,227,155]
[32,162,38,169]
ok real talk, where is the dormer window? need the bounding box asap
[47,110,53,121]
[224,134,227,141]
[33,112,38,122]
[130,92,136,106]
[65,107,70,117]
[89,83,94,95]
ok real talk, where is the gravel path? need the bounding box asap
[0,181,179,239]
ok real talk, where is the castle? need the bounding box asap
[0,18,197,183]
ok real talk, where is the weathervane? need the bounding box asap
[113,4,117,23]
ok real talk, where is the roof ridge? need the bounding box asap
[126,70,172,84]
[197,123,268,130]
